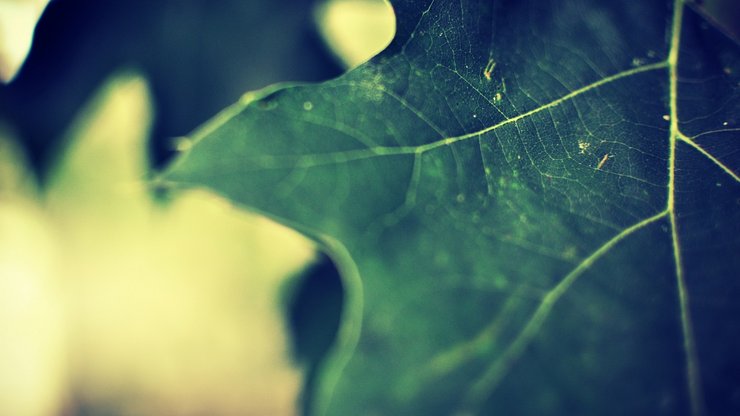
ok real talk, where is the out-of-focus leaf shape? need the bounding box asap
[0,0,342,175]
[1,72,316,415]
[0,128,63,416]
[165,0,740,415]
[316,0,396,68]
[0,0,50,82]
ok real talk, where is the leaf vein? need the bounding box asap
[460,210,669,412]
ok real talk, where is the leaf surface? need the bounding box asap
[165,0,740,414]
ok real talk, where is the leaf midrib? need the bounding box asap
[455,2,738,414]
[667,1,703,415]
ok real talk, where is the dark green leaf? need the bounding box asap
[164,0,740,414]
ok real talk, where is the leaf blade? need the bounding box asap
[164,0,740,414]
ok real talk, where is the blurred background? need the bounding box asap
[0,0,393,415]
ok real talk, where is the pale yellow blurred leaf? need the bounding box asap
[0,129,65,416]
[0,0,50,82]
[316,0,395,68]
[1,72,315,415]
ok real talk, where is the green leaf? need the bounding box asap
[163,0,740,414]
